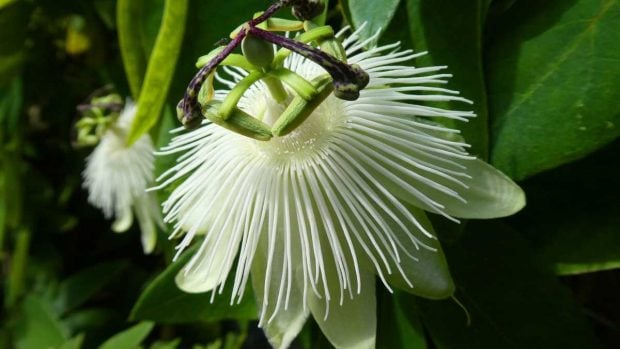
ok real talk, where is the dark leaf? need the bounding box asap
[487,0,620,179]
[411,221,602,349]
[130,247,257,323]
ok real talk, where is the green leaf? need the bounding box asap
[0,1,29,86]
[139,0,166,57]
[377,289,427,349]
[127,0,188,146]
[314,0,329,26]
[0,152,22,230]
[0,0,17,10]
[5,228,29,307]
[0,168,5,253]
[98,322,154,349]
[130,247,258,323]
[62,308,117,334]
[166,0,267,107]
[513,140,620,275]
[488,0,620,180]
[0,76,22,134]
[58,334,86,349]
[406,0,490,158]
[150,339,181,349]
[117,0,148,99]
[410,221,601,349]
[346,0,401,40]
[55,260,128,313]
[14,295,69,349]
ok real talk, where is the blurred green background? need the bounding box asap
[0,0,618,348]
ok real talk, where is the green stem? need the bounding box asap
[262,75,289,103]
[127,0,188,145]
[6,228,30,307]
[0,165,6,255]
[117,0,146,99]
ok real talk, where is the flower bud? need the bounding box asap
[332,64,369,100]
[290,0,325,20]
[177,100,203,129]
[242,34,275,69]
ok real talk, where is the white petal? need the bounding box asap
[383,206,454,299]
[252,232,309,349]
[175,226,242,294]
[111,206,133,233]
[308,267,376,349]
[134,193,163,254]
[441,159,526,218]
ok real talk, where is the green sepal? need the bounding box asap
[206,107,272,141]
[222,54,256,71]
[218,70,264,120]
[271,74,333,137]
[273,25,335,66]
[319,38,347,62]
[305,21,347,62]
[229,23,247,39]
[196,52,256,72]
[242,34,275,69]
[195,46,225,68]
[268,68,317,100]
[197,72,215,106]
[258,17,305,32]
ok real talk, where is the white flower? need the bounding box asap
[157,27,525,349]
[83,101,163,254]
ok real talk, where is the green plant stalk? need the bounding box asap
[5,228,30,307]
[0,168,6,255]
[117,0,147,100]
[262,75,288,103]
[126,0,188,146]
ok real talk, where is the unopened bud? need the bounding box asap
[177,100,203,129]
[242,34,275,69]
[290,0,325,20]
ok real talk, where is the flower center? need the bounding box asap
[249,91,345,162]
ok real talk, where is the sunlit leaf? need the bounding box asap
[14,295,68,349]
[127,0,188,145]
[488,0,620,179]
[150,339,181,349]
[117,0,148,99]
[58,334,85,349]
[98,322,154,349]
[345,0,401,41]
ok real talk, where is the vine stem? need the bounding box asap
[248,26,369,100]
[181,1,289,125]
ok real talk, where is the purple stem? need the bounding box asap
[249,1,286,26]
[248,26,368,95]
[181,29,247,125]
[181,1,289,127]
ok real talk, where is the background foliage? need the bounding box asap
[0,0,618,348]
